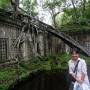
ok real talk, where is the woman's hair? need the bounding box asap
[71,48,80,54]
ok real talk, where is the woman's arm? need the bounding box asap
[81,73,85,81]
[76,60,87,84]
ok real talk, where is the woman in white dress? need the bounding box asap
[68,48,90,90]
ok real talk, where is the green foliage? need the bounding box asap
[43,0,66,27]
[0,68,17,90]
[0,68,16,80]
[84,0,90,19]
[43,0,62,10]
[81,55,90,65]
[0,84,8,90]
[0,66,31,90]
[0,0,10,9]
[19,53,71,71]
[55,12,73,28]
[0,53,90,90]
[55,0,90,28]
[21,0,38,16]
[0,53,70,90]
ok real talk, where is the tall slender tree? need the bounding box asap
[43,0,66,28]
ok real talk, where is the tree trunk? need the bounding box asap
[38,31,44,56]
[71,0,78,21]
[11,0,19,11]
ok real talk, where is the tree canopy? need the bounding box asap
[0,0,90,30]
[55,0,90,30]
[20,0,38,16]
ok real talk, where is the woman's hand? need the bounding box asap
[76,78,83,84]
[76,74,85,84]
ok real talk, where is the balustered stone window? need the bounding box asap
[0,38,8,62]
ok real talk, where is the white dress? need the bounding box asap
[74,82,90,90]
[68,58,90,90]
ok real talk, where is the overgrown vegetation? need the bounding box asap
[20,0,38,16]
[55,0,90,30]
[0,0,90,89]
[0,53,90,90]
[0,0,10,9]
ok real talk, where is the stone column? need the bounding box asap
[38,31,44,56]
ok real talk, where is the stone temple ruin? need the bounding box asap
[0,8,90,64]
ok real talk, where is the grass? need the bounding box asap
[0,66,30,90]
[0,68,16,90]
[0,84,8,90]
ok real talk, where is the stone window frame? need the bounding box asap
[0,38,8,62]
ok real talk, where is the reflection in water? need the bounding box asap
[9,70,68,90]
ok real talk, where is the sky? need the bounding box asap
[37,0,52,25]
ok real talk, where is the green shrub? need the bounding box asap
[0,53,90,90]
[0,0,10,9]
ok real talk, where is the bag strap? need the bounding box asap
[73,60,80,73]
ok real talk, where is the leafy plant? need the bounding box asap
[0,0,10,9]
[20,0,38,16]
